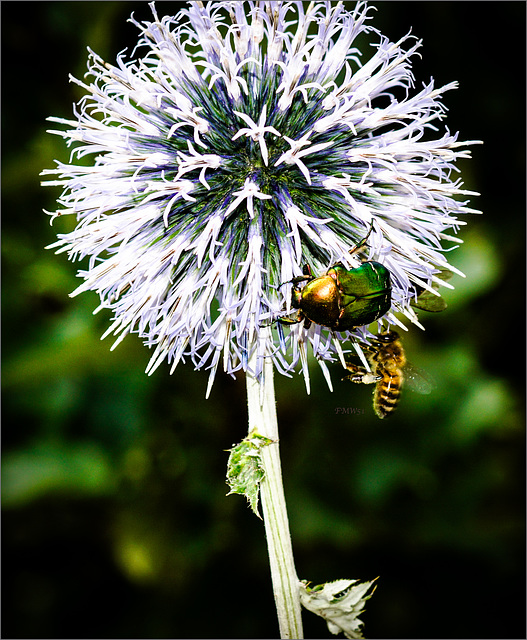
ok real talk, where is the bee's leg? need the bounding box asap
[343,363,381,384]
[374,330,399,343]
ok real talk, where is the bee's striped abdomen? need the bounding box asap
[373,367,403,419]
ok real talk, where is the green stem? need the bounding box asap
[246,353,304,639]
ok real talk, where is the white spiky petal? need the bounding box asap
[42,1,480,394]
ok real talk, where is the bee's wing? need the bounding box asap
[403,362,435,395]
[411,268,454,313]
[411,290,448,312]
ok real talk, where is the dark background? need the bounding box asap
[2,2,525,638]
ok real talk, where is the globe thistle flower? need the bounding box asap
[42,0,480,396]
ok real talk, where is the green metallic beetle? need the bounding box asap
[280,225,392,331]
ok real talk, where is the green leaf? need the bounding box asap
[299,577,378,639]
[225,428,274,517]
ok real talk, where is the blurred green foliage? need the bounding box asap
[2,2,525,639]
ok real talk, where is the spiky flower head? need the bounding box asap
[42,1,479,395]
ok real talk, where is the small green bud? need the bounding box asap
[226,428,274,517]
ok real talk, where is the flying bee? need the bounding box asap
[343,330,433,419]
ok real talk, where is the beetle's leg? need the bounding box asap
[278,311,311,328]
[278,316,312,329]
[278,313,302,325]
[349,221,375,258]
[292,275,310,286]
[279,273,311,290]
